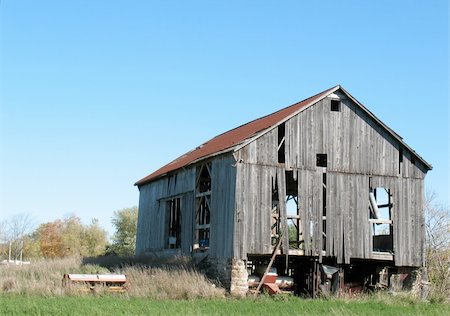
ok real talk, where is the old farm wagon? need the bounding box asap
[135,85,431,296]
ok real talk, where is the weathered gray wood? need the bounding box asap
[181,192,194,255]
[210,155,237,258]
[137,89,428,270]
[136,154,237,258]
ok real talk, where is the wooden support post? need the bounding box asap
[311,259,317,298]
[254,235,283,295]
[339,267,345,296]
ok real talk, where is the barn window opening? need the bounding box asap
[316,154,327,167]
[197,163,212,193]
[166,197,181,249]
[369,187,393,253]
[271,178,280,247]
[194,163,212,251]
[331,100,341,112]
[285,171,300,250]
[278,123,286,163]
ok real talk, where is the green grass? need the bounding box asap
[0,295,448,316]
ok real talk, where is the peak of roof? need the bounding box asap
[135,85,339,186]
[135,84,431,187]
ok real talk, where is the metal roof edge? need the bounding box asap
[233,85,341,153]
[134,148,238,187]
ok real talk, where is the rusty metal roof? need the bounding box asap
[135,85,432,187]
[135,86,338,186]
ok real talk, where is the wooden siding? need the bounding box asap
[136,167,195,254]
[209,155,237,258]
[234,163,281,259]
[370,176,424,267]
[283,92,426,178]
[135,154,236,259]
[298,169,324,258]
[325,172,371,263]
[234,93,427,267]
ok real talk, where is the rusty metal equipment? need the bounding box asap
[62,274,127,293]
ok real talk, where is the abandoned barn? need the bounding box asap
[135,85,432,296]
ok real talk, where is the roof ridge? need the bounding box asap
[135,85,338,186]
[210,84,340,140]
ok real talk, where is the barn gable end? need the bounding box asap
[234,90,428,266]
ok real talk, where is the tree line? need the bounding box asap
[0,207,138,260]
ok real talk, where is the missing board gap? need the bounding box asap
[316,154,327,167]
[331,99,341,112]
[278,123,286,163]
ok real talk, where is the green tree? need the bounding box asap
[111,206,138,256]
[61,216,87,257]
[83,219,109,257]
[22,234,42,259]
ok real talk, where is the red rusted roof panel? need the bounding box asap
[135,86,338,186]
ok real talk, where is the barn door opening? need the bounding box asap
[271,178,280,247]
[166,197,181,249]
[271,171,301,251]
[286,171,300,250]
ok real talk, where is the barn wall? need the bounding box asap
[234,91,427,266]
[210,155,237,258]
[325,172,371,263]
[284,92,427,178]
[136,154,237,259]
[235,163,279,259]
[369,176,425,267]
[237,92,427,178]
[136,167,196,254]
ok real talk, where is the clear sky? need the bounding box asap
[1,1,448,236]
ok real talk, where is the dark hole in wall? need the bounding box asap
[167,198,181,249]
[316,154,327,167]
[278,123,286,163]
[198,163,212,193]
[331,100,341,112]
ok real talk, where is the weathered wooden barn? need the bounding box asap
[135,85,431,296]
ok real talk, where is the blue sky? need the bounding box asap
[1,1,448,236]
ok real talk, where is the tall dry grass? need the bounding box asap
[0,257,106,296]
[0,256,225,299]
[116,265,224,299]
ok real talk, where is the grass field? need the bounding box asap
[1,256,448,315]
[0,295,449,316]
